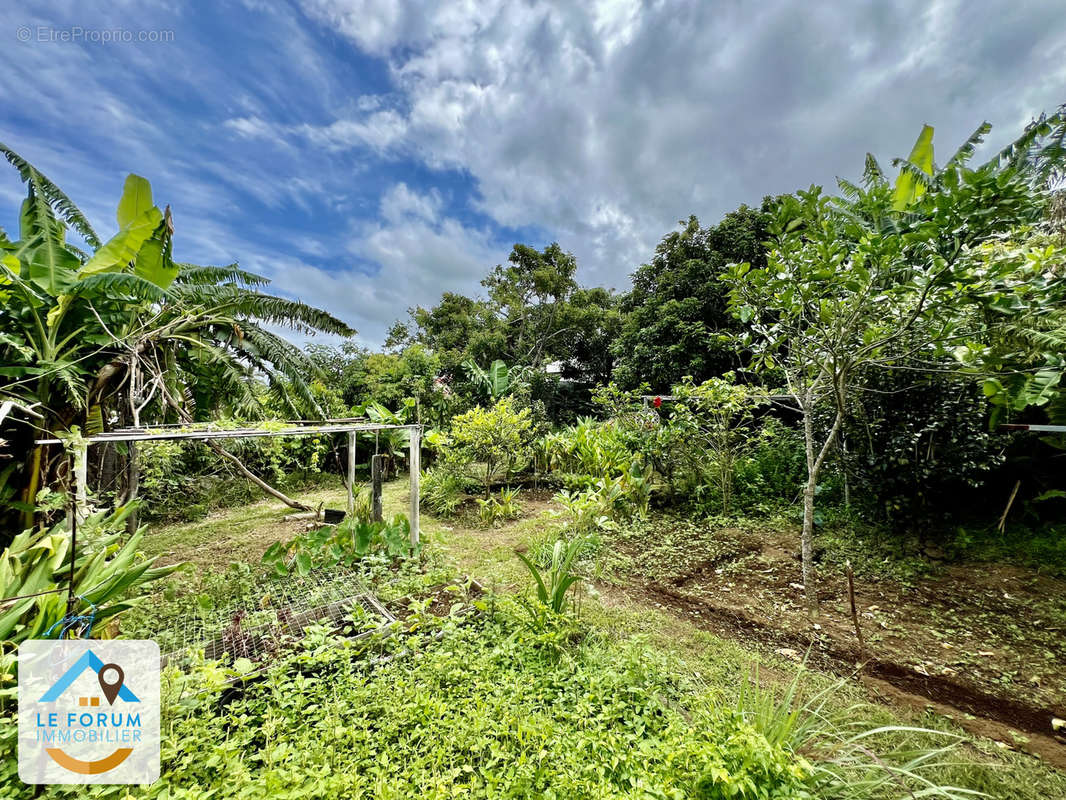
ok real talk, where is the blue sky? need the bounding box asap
[3,1,1065,346]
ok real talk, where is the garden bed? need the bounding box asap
[604,518,1066,765]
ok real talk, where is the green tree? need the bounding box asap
[388,244,619,387]
[724,115,1064,615]
[613,209,768,390]
[953,230,1066,421]
[447,398,533,497]
[669,377,767,516]
[387,292,505,377]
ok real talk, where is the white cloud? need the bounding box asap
[379,182,441,224]
[6,0,1066,353]
[297,0,1066,288]
[244,183,505,344]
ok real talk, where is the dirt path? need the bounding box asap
[607,578,1066,768]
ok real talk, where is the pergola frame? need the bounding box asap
[35,419,422,548]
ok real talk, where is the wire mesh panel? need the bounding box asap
[158,567,395,671]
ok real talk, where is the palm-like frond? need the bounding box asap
[836,177,862,201]
[946,121,992,169]
[70,271,169,302]
[992,110,1059,172]
[233,322,324,414]
[175,262,271,287]
[0,142,101,248]
[862,153,886,187]
[189,320,322,417]
[1035,107,1066,184]
[169,284,353,336]
[173,338,262,417]
[891,159,936,191]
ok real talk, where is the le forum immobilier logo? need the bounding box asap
[19,640,159,784]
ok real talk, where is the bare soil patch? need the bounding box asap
[604,519,1066,766]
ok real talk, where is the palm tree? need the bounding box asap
[0,144,354,523]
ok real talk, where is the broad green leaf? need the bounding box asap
[80,206,162,277]
[892,124,935,211]
[27,240,80,294]
[295,551,312,575]
[133,233,178,288]
[116,174,154,228]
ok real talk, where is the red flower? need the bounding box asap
[653,396,662,408]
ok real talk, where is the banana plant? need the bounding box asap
[0,145,353,520]
[462,359,532,401]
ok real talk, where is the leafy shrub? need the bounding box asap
[539,417,635,482]
[515,537,585,633]
[476,487,523,526]
[841,369,1005,532]
[733,417,806,513]
[420,465,472,517]
[554,460,654,533]
[447,397,534,497]
[138,432,336,522]
[0,504,180,649]
[262,514,415,576]
[554,486,616,534]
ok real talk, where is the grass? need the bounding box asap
[108,477,1066,799]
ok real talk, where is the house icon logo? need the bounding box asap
[19,640,160,785]
[37,649,141,775]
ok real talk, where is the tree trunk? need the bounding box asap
[125,441,140,534]
[800,469,818,616]
[207,441,313,512]
[799,396,846,619]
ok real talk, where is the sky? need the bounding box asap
[2,0,1065,347]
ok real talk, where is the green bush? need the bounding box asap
[733,417,806,513]
[262,514,415,576]
[476,488,523,526]
[0,504,180,650]
[447,398,534,497]
[539,417,636,482]
[420,465,473,517]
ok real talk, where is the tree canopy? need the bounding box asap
[612,209,768,390]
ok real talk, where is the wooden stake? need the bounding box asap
[846,560,866,662]
[72,437,89,524]
[346,431,356,519]
[409,426,420,549]
[371,454,383,522]
[125,440,140,534]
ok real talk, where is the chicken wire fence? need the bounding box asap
[156,566,395,671]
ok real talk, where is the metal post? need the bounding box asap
[72,438,89,524]
[126,440,139,534]
[408,426,420,548]
[371,455,383,522]
[346,431,356,519]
